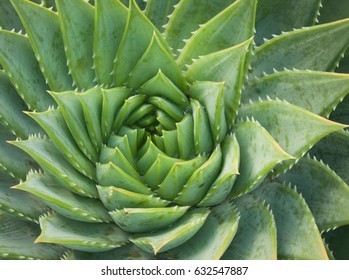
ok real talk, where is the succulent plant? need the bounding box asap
[0,0,349,260]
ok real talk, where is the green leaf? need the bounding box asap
[27,109,95,180]
[11,136,98,198]
[176,114,194,159]
[11,0,72,91]
[0,71,42,138]
[113,95,145,132]
[323,225,349,260]
[277,157,349,231]
[94,0,128,87]
[77,87,103,151]
[0,212,65,260]
[0,30,53,111]
[128,32,186,91]
[0,125,39,180]
[255,0,321,45]
[253,19,349,77]
[130,208,210,254]
[145,0,179,32]
[139,70,189,108]
[97,186,170,211]
[318,0,349,24]
[310,131,349,185]
[50,91,98,162]
[190,98,213,154]
[64,244,156,260]
[14,171,110,223]
[99,146,140,180]
[37,213,127,252]
[114,0,170,86]
[107,134,135,167]
[0,172,48,223]
[56,0,95,89]
[162,200,239,260]
[143,154,183,189]
[189,81,227,143]
[243,71,349,117]
[176,0,256,69]
[164,0,239,56]
[101,87,131,141]
[187,39,252,126]
[231,120,292,197]
[109,206,190,233]
[175,146,222,206]
[96,162,151,195]
[199,134,240,206]
[238,100,347,158]
[0,0,24,31]
[157,154,207,200]
[253,182,329,259]
[222,195,277,260]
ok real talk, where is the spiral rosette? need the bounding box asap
[1,0,349,260]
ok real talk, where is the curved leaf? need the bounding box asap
[0,212,65,260]
[253,182,328,259]
[11,0,72,91]
[222,194,277,260]
[37,213,127,252]
[162,200,239,260]
[177,0,256,69]
[253,19,349,77]
[277,157,349,231]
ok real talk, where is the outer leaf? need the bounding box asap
[186,39,252,126]
[243,71,349,117]
[56,0,95,89]
[0,125,39,180]
[238,100,347,158]
[176,0,256,69]
[253,182,328,259]
[310,130,349,185]
[255,0,321,45]
[0,71,42,138]
[0,0,24,30]
[231,120,292,197]
[64,244,156,260]
[109,206,190,233]
[144,0,179,32]
[164,0,236,56]
[162,200,239,260]
[0,171,48,223]
[0,212,65,260]
[14,171,111,223]
[130,208,210,254]
[323,225,349,260]
[222,195,277,260]
[0,30,53,111]
[277,157,349,231]
[253,19,349,77]
[37,213,128,252]
[94,0,128,87]
[11,136,98,198]
[11,0,72,91]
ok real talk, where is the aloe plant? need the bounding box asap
[0,0,349,260]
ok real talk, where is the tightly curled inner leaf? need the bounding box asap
[0,0,348,260]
